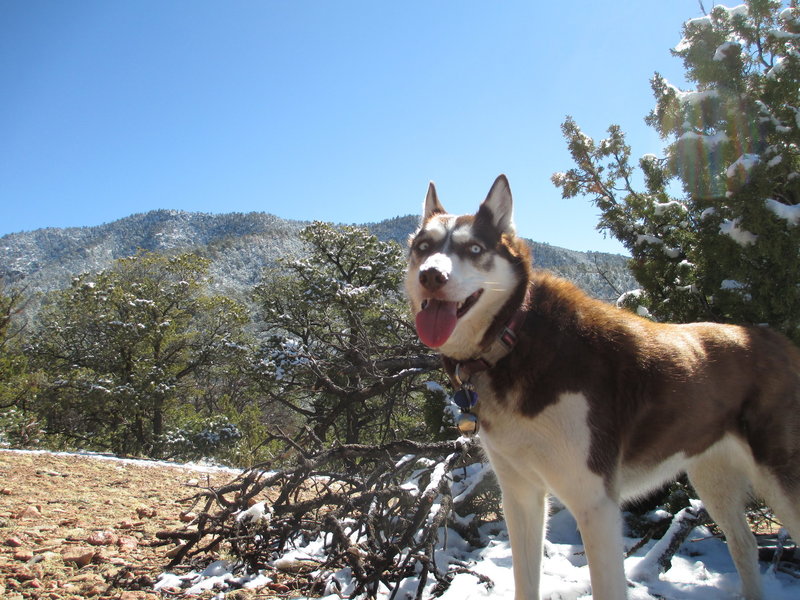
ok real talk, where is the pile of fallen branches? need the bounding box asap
[157,434,500,598]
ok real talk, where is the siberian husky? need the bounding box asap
[405,175,800,600]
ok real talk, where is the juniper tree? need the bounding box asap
[0,283,29,408]
[252,222,442,446]
[0,283,40,446]
[27,252,249,456]
[554,1,800,342]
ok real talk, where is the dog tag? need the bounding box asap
[457,412,479,435]
[453,388,478,410]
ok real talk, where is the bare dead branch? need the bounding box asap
[160,435,497,598]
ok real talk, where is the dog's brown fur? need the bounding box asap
[472,270,800,485]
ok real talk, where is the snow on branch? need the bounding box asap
[629,501,711,583]
[765,199,800,226]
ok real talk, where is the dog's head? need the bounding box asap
[405,175,532,360]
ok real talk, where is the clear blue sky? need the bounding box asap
[1,1,707,253]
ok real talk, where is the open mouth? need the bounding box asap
[416,289,484,348]
[420,289,483,318]
[457,289,483,317]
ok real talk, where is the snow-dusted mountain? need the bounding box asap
[0,210,308,295]
[0,210,635,300]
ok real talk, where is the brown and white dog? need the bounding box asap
[405,174,800,600]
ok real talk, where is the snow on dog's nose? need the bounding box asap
[418,253,452,292]
[415,253,457,348]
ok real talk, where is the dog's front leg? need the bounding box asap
[493,467,548,600]
[572,493,627,600]
[504,485,548,600]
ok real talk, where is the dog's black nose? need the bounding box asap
[419,267,448,292]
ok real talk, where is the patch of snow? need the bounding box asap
[721,279,747,290]
[720,218,758,245]
[765,199,800,226]
[636,234,664,247]
[677,16,712,51]
[1,448,241,475]
[419,252,453,277]
[768,155,784,168]
[155,560,272,596]
[700,207,717,221]
[677,89,719,106]
[678,130,728,148]
[424,381,446,393]
[713,41,740,61]
[617,288,644,307]
[236,501,272,525]
[768,50,800,79]
[452,462,493,505]
[726,154,760,179]
[723,4,749,19]
[154,573,184,590]
[654,201,686,216]
[769,29,800,40]
[629,500,706,583]
[422,458,451,496]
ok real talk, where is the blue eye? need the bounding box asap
[417,241,430,252]
[469,244,483,254]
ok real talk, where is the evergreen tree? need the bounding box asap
[27,252,249,456]
[0,283,41,446]
[252,222,442,445]
[0,283,28,408]
[554,1,800,342]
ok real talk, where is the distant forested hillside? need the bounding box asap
[1,210,635,300]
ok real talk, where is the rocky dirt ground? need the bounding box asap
[0,449,262,600]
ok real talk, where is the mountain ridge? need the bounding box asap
[0,210,635,300]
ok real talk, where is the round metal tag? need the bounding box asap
[457,412,479,435]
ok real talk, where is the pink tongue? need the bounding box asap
[415,299,458,348]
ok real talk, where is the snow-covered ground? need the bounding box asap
[433,510,799,600]
[159,495,800,600]
[4,447,241,475]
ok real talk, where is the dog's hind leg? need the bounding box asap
[754,469,800,562]
[687,438,762,600]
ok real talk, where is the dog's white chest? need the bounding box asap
[476,390,607,498]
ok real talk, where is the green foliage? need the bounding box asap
[420,383,457,441]
[26,252,250,457]
[554,1,800,342]
[0,283,41,447]
[5,224,446,465]
[252,222,441,445]
[160,414,242,462]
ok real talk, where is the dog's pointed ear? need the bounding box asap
[423,181,446,221]
[479,174,515,234]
